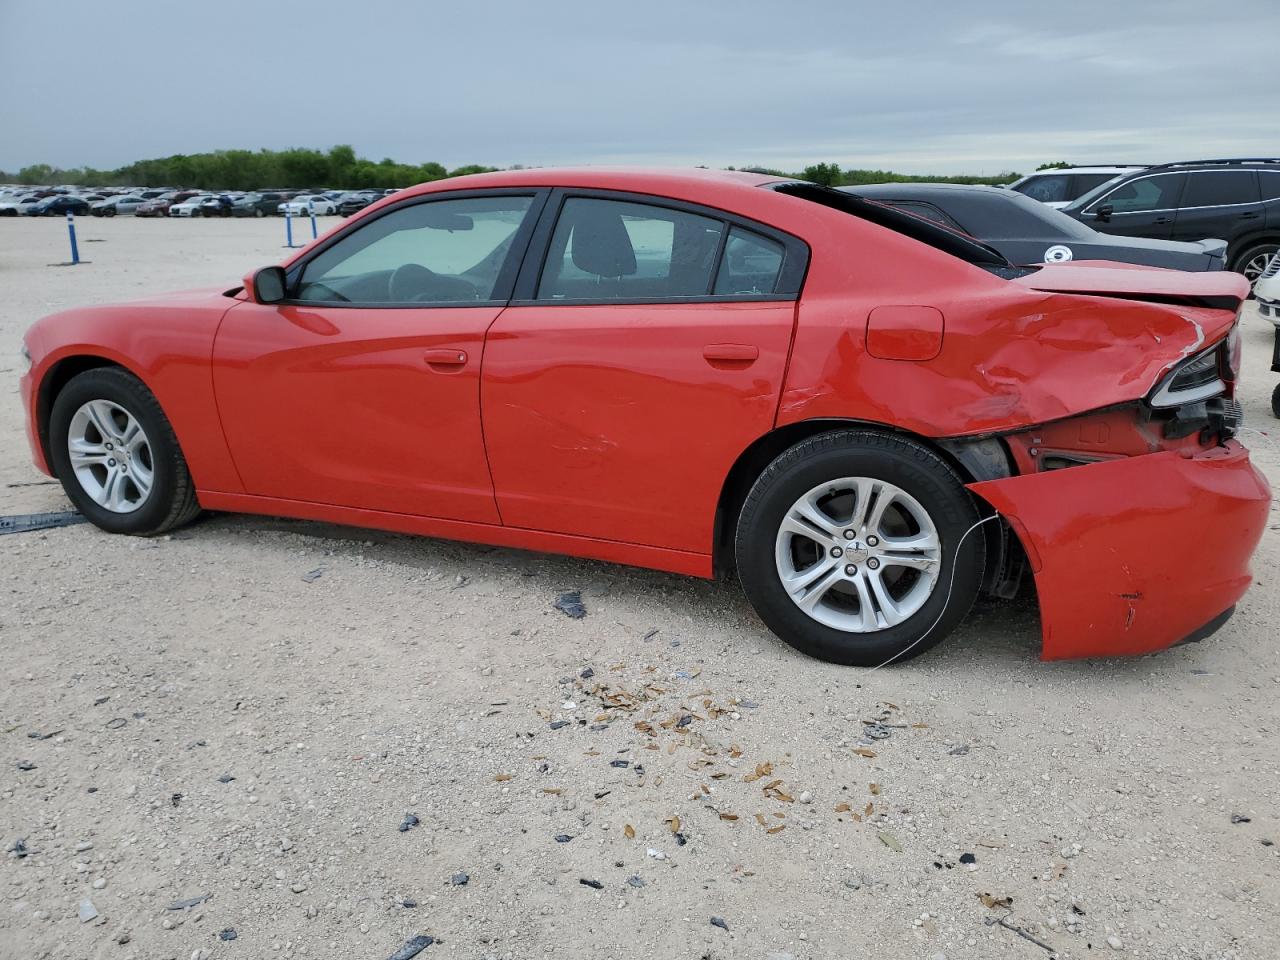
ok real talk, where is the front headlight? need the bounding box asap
[1148,341,1228,408]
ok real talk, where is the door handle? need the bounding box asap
[1153,216,1172,224]
[1239,211,1261,220]
[423,348,468,367]
[703,343,759,363]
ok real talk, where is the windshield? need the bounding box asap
[1063,175,1125,212]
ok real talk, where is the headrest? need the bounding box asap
[568,204,636,278]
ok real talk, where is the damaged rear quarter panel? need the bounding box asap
[969,443,1270,660]
[778,284,1237,437]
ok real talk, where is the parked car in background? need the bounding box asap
[198,195,235,217]
[230,192,286,217]
[1251,254,1280,418]
[337,191,380,216]
[844,183,1228,271]
[27,195,91,216]
[1061,159,1280,287]
[17,169,1268,667]
[0,196,42,216]
[169,195,217,217]
[278,195,338,216]
[135,196,173,217]
[1008,166,1146,208]
[90,195,146,217]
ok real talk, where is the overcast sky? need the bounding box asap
[1,0,1276,175]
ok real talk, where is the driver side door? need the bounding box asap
[212,190,545,523]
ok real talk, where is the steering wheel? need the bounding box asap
[389,263,481,302]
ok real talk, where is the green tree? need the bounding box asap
[800,162,842,187]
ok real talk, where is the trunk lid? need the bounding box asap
[1013,261,1248,307]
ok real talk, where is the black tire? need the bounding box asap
[1272,382,1280,419]
[255,208,264,218]
[48,368,201,536]
[1232,242,1279,293]
[104,207,116,218]
[735,430,985,666]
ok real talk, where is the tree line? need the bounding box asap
[0,146,1022,190]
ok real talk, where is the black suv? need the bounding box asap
[1061,159,1280,285]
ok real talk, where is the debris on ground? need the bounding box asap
[0,510,87,536]
[386,935,436,960]
[301,568,324,583]
[579,878,604,889]
[166,894,212,911]
[218,929,238,941]
[16,760,36,771]
[710,916,729,931]
[78,899,98,922]
[449,872,468,886]
[398,813,420,833]
[1231,814,1252,824]
[553,591,587,619]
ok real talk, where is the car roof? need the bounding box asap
[1023,166,1145,175]
[396,167,780,202]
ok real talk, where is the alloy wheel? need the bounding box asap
[774,477,942,633]
[67,399,154,513]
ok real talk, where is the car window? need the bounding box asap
[1091,173,1184,213]
[1262,172,1280,201]
[1181,171,1260,207]
[713,227,785,295]
[1012,174,1071,204]
[1072,173,1124,197]
[877,200,966,232]
[537,198,724,301]
[296,195,534,305]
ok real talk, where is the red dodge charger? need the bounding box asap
[18,169,1271,665]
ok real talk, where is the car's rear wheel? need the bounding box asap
[735,430,985,666]
[255,208,264,218]
[49,368,201,536]
[1272,383,1280,419]
[1233,242,1279,291]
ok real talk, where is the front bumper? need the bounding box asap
[969,441,1270,660]
[1260,298,1280,330]
[19,365,51,476]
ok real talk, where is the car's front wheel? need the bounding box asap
[1234,242,1279,291]
[735,430,985,666]
[48,368,201,536]
[1272,382,1280,419]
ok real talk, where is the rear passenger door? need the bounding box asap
[1170,170,1263,243]
[481,192,807,555]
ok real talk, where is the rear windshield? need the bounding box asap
[771,182,1032,278]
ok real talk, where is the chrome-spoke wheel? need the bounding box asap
[774,477,941,633]
[67,399,154,514]
[1243,253,1271,284]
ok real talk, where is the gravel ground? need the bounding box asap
[1,216,1278,960]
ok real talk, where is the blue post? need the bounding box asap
[66,211,80,265]
[285,207,296,248]
[308,200,318,239]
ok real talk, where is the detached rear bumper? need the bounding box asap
[969,441,1270,660]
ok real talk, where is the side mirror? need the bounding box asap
[1094,203,1114,223]
[251,266,287,304]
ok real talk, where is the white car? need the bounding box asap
[90,195,145,217]
[277,195,337,216]
[0,196,41,216]
[1255,253,1280,328]
[169,195,217,217]
[1008,166,1146,209]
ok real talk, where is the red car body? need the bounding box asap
[19,169,1270,660]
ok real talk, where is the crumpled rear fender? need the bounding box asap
[968,442,1270,660]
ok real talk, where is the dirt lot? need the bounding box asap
[1,215,1277,960]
